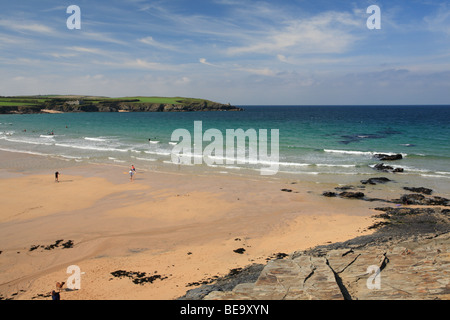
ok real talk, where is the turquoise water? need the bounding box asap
[1,105,449,184]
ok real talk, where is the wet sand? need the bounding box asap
[0,151,385,300]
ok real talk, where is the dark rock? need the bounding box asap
[399,194,425,205]
[370,207,450,236]
[339,192,365,199]
[322,192,337,197]
[361,177,391,185]
[178,264,264,300]
[373,163,404,173]
[395,194,449,206]
[265,252,289,261]
[281,189,292,192]
[118,101,242,112]
[233,248,246,254]
[334,185,355,191]
[29,245,40,252]
[61,240,74,249]
[29,239,73,252]
[274,253,289,259]
[367,221,391,230]
[374,153,403,161]
[373,207,437,217]
[403,187,433,195]
[110,270,168,285]
[373,163,393,172]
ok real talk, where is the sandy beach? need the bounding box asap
[0,150,400,300]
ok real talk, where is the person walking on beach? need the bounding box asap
[55,171,60,182]
[129,169,134,181]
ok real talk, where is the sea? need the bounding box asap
[1,105,449,190]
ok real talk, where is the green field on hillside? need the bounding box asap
[0,101,37,106]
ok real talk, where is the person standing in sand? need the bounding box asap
[51,290,60,300]
[55,171,60,182]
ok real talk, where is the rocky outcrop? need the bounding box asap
[322,191,367,199]
[371,153,404,173]
[115,102,242,112]
[338,192,365,199]
[199,232,449,300]
[179,206,450,300]
[0,99,243,114]
[403,187,433,195]
[374,153,403,161]
[0,106,42,114]
[393,194,449,206]
[373,163,404,173]
[361,177,391,185]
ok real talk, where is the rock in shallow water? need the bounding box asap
[361,177,391,185]
[374,153,403,161]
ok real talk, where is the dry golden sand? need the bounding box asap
[0,154,380,300]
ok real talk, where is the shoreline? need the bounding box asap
[0,149,447,300]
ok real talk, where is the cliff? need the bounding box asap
[0,96,243,114]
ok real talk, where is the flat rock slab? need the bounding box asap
[203,233,450,300]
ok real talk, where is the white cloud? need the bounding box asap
[235,66,276,76]
[67,46,106,55]
[227,12,360,56]
[424,5,450,35]
[98,59,179,72]
[277,54,288,63]
[138,36,179,51]
[199,58,219,67]
[50,52,78,59]
[175,76,191,85]
[0,19,55,34]
[82,32,128,45]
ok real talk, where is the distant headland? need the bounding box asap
[0,95,243,114]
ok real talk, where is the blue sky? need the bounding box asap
[0,0,449,105]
